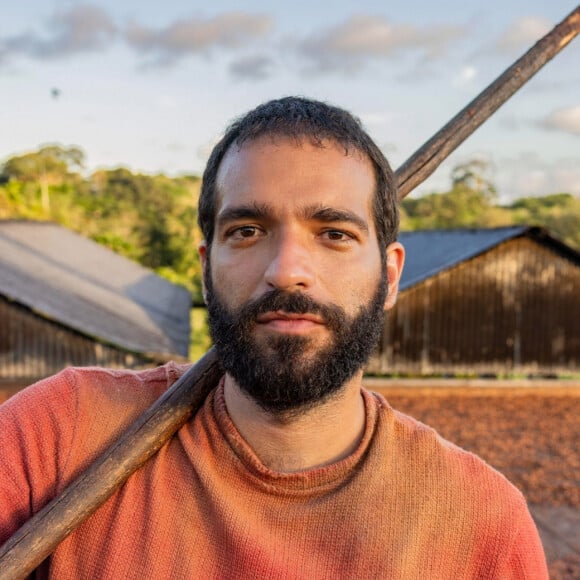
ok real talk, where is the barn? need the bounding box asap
[0,220,191,398]
[367,226,579,377]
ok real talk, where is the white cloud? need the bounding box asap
[498,114,522,131]
[495,16,551,53]
[125,12,272,66]
[539,106,580,136]
[358,112,397,125]
[551,166,580,194]
[229,54,274,80]
[296,15,465,73]
[0,4,116,61]
[453,65,477,87]
[498,153,580,200]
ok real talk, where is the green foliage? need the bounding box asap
[1,146,579,362]
[1,145,84,183]
[0,145,86,218]
[502,193,580,251]
[451,159,497,201]
[190,307,212,362]
[401,159,580,251]
[402,160,501,230]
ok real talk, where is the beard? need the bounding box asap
[205,268,387,416]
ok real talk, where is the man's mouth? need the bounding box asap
[256,311,325,334]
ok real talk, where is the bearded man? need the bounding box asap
[0,97,547,578]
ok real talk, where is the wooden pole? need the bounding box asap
[396,5,579,199]
[0,7,578,579]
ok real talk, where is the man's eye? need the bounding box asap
[322,230,351,242]
[230,226,261,239]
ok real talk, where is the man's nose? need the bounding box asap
[263,232,315,290]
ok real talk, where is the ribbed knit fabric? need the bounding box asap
[0,364,548,579]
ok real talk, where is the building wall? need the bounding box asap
[368,237,579,376]
[0,296,156,385]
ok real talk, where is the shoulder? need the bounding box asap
[1,362,192,484]
[60,361,190,412]
[0,363,188,545]
[2,362,190,425]
[367,388,534,531]
[368,388,517,489]
[366,390,547,575]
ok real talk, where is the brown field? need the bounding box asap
[0,382,27,405]
[366,384,580,506]
[366,381,580,579]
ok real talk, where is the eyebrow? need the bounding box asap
[216,202,369,233]
[216,203,272,227]
[302,206,369,233]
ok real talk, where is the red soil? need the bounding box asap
[372,385,580,579]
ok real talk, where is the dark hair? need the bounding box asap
[198,96,399,250]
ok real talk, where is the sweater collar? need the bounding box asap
[211,378,380,493]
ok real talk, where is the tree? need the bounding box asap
[451,159,496,202]
[505,193,580,250]
[402,159,501,230]
[1,146,84,213]
[78,169,204,300]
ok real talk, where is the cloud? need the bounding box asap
[1,4,116,60]
[452,65,478,88]
[229,54,274,80]
[296,16,465,73]
[125,12,272,66]
[358,112,397,125]
[0,7,271,70]
[495,16,551,53]
[551,166,580,195]
[394,60,440,84]
[498,152,580,199]
[165,142,187,153]
[538,106,580,136]
[498,114,522,131]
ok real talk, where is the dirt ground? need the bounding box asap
[365,381,580,579]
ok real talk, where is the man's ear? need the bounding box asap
[198,241,209,304]
[384,242,405,311]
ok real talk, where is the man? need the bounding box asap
[0,97,547,578]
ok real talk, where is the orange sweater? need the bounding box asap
[0,363,548,579]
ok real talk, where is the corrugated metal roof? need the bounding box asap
[398,226,530,290]
[0,221,191,358]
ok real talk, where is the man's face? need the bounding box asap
[200,136,403,414]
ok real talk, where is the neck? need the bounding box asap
[223,372,366,473]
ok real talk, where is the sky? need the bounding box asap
[1,0,579,202]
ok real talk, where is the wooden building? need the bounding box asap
[367,226,579,377]
[0,221,191,398]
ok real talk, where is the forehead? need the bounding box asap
[215,136,376,220]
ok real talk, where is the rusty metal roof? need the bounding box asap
[398,226,579,291]
[0,220,191,358]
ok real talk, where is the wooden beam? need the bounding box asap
[395,6,579,199]
[0,7,578,579]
